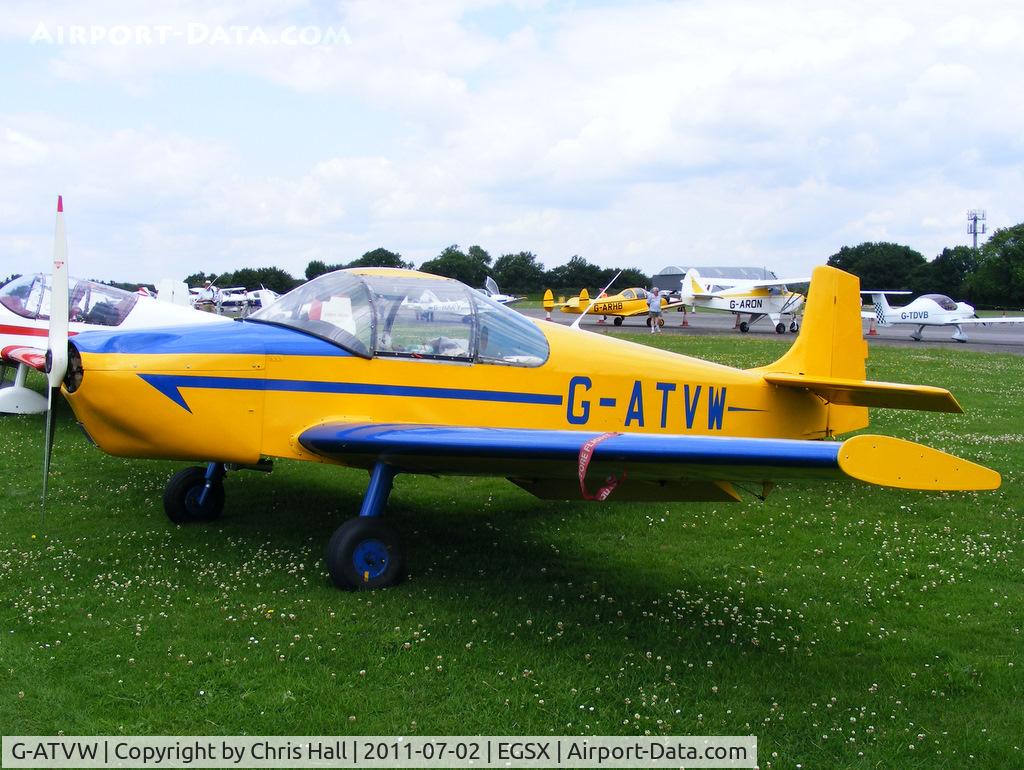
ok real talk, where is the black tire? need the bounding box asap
[657,317,665,327]
[164,466,224,524]
[645,317,651,327]
[739,321,750,333]
[790,322,799,332]
[613,317,623,326]
[326,518,405,590]
[776,323,786,334]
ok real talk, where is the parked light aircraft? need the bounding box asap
[43,200,999,591]
[546,287,684,326]
[0,264,228,414]
[679,268,807,333]
[482,276,524,305]
[218,287,280,316]
[863,291,1024,342]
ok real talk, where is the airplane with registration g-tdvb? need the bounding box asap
[43,199,1000,590]
[863,291,1024,342]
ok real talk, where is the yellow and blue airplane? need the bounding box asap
[545,286,684,326]
[44,200,1000,590]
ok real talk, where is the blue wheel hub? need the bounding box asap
[185,486,207,513]
[353,538,389,580]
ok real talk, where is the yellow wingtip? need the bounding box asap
[839,435,1001,491]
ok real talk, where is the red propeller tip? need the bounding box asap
[57,195,63,213]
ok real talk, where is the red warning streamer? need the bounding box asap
[578,432,626,501]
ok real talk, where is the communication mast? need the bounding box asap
[967,209,987,249]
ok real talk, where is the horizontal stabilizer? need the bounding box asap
[763,373,962,413]
[1,345,46,372]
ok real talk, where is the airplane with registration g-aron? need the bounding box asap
[679,268,808,334]
[543,286,683,327]
[863,290,1024,342]
[43,199,1000,591]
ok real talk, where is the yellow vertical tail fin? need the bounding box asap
[757,266,869,434]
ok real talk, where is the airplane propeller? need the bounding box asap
[42,195,70,508]
[571,270,621,330]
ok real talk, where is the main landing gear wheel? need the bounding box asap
[739,321,750,333]
[163,466,224,523]
[613,317,623,326]
[326,518,405,590]
[775,322,786,334]
[657,317,665,327]
[789,321,799,332]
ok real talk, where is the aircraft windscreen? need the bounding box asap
[249,271,376,357]
[0,273,138,325]
[250,269,548,366]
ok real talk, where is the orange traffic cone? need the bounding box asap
[867,317,877,336]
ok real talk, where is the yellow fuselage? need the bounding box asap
[65,320,831,468]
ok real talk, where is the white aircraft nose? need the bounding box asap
[958,302,975,315]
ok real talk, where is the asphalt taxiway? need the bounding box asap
[516,307,1024,355]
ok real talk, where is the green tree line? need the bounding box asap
[182,245,656,297]
[7,222,1023,307]
[827,222,1024,308]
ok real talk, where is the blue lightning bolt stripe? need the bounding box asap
[138,373,564,413]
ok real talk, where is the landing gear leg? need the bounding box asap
[952,325,968,343]
[910,325,924,342]
[326,463,405,590]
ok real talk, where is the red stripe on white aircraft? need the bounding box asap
[0,324,79,338]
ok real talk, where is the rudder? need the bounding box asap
[757,266,869,434]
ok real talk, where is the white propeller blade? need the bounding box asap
[43,195,70,506]
[571,270,621,330]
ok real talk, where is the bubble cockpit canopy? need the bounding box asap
[921,294,958,311]
[0,273,138,326]
[249,268,549,366]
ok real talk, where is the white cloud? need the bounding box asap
[1,0,1023,283]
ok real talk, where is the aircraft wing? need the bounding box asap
[609,300,689,317]
[950,316,1024,325]
[1,345,47,372]
[298,423,998,497]
[744,277,810,288]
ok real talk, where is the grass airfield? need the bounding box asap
[0,333,1021,769]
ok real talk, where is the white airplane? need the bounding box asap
[189,285,281,315]
[0,209,230,414]
[482,276,524,305]
[679,268,808,333]
[863,291,1024,342]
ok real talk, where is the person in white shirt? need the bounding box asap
[647,287,663,333]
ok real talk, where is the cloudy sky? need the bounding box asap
[1,0,1021,283]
